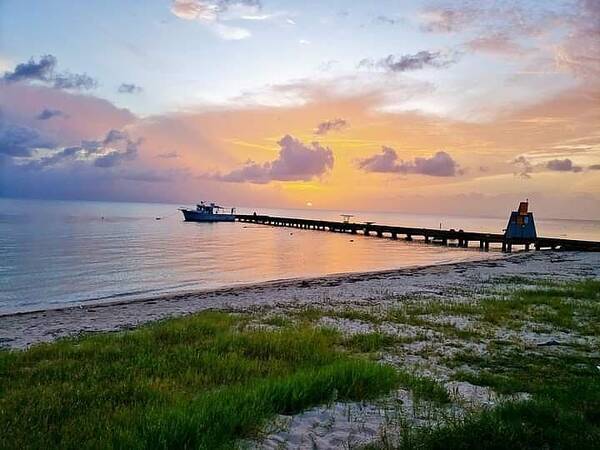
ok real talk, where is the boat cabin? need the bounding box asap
[196,202,236,215]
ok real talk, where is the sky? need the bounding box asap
[1,0,599,219]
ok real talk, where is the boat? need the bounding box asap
[179,202,236,222]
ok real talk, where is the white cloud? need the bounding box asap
[171,0,219,21]
[212,23,251,40]
[170,0,260,40]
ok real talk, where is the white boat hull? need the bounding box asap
[181,209,235,222]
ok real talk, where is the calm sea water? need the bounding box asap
[1,198,599,314]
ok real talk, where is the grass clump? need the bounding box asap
[396,372,451,405]
[344,332,398,353]
[451,347,598,396]
[0,311,398,449]
[478,278,600,330]
[370,380,600,450]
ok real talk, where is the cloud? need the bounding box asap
[512,155,586,176]
[466,33,529,56]
[52,73,97,90]
[157,151,180,159]
[2,55,97,90]
[118,83,143,94]
[170,0,261,39]
[218,134,333,183]
[375,15,401,25]
[512,155,534,178]
[420,1,599,77]
[212,22,252,40]
[2,55,56,83]
[419,7,478,33]
[22,129,140,170]
[314,118,348,135]
[171,0,220,20]
[35,108,65,120]
[94,145,138,167]
[359,51,459,72]
[171,0,262,21]
[0,82,135,144]
[554,0,600,77]
[0,124,54,157]
[546,158,583,172]
[118,168,182,183]
[359,146,460,177]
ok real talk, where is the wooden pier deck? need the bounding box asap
[236,214,600,253]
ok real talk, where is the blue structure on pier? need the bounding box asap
[504,201,537,241]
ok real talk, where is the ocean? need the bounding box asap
[1,197,599,314]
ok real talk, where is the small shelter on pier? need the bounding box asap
[504,201,537,241]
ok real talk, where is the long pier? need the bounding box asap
[236,214,600,253]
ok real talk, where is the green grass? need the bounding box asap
[369,380,600,450]
[343,332,420,353]
[344,332,397,353]
[478,278,600,330]
[366,279,600,449]
[395,372,450,405]
[0,311,399,449]
[386,279,600,334]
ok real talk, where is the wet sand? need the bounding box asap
[1,251,598,350]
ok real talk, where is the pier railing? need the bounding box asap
[235,215,600,253]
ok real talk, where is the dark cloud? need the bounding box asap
[2,55,97,90]
[103,129,128,145]
[218,134,334,183]
[2,55,56,83]
[546,158,582,172]
[118,83,143,94]
[512,155,533,178]
[359,51,459,72]
[157,151,180,159]
[513,156,586,177]
[0,124,54,156]
[36,108,65,120]
[23,146,83,170]
[22,129,140,170]
[53,73,97,90]
[314,118,348,135]
[359,146,460,177]
[94,147,137,167]
[375,15,402,25]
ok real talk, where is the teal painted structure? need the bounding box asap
[504,202,537,241]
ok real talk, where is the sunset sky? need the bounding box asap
[1,0,599,218]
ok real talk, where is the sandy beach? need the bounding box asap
[1,251,598,350]
[3,251,599,449]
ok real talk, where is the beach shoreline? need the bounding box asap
[1,251,598,350]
